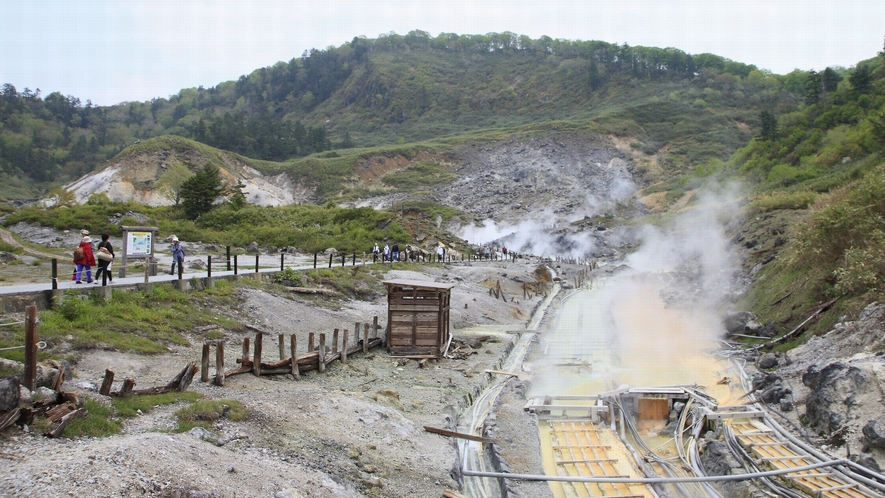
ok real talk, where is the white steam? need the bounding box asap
[528,182,745,396]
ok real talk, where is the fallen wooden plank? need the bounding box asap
[443,491,468,498]
[46,407,87,438]
[284,286,337,296]
[423,426,496,443]
[245,324,272,335]
[223,366,252,377]
[0,408,21,432]
[485,369,518,377]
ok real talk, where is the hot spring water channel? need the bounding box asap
[456,270,747,498]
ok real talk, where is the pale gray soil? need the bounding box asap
[0,259,563,498]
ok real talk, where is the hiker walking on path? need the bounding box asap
[73,230,96,284]
[94,233,115,283]
[170,235,185,277]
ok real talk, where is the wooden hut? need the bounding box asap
[383,279,455,357]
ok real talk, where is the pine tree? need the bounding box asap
[180,165,225,220]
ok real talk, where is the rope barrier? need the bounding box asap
[0,341,47,351]
[0,321,26,327]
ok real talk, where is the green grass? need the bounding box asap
[174,399,248,433]
[31,280,243,355]
[61,392,204,438]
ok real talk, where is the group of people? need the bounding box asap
[72,231,186,283]
[73,230,114,284]
[371,243,447,263]
[373,242,407,262]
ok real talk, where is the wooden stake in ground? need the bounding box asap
[23,305,37,391]
[318,333,326,373]
[99,369,114,396]
[201,343,210,382]
[290,335,300,380]
[214,341,225,387]
[253,333,263,376]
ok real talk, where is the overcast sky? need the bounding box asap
[2,1,882,106]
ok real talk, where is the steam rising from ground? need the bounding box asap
[459,212,600,258]
[529,184,744,396]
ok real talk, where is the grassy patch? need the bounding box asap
[749,191,818,213]
[113,391,203,418]
[174,399,248,433]
[34,280,243,355]
[62,392,204,438]
[380,160,456,191]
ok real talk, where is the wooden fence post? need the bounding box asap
[278,333,285,361]
[364,323,370,354]
[214,341,225,387]
[308,332,315,352]
[23,305,37,391]
[242,337,250,365]
[341,330,348,364]
[290,335,300,380]
[253,333,262,376]
[201,343,210,382]
[100,369,115,396]
[120,378,136,397]
[332,329,339,354]
[318,333,326,373]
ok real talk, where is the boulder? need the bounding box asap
[0,377,21,411]
[724,311,757,334]
[759,353,778,369]
[758,322,777,338]
[247,241,260,253]
[862,419,885,450]
[803,362,868,434]
[849,453,882,473]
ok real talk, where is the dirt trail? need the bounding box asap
[0,227,59,259]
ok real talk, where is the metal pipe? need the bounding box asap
[461,458,851,484]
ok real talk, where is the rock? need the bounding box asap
[247,241,260,253]
[0,377,21,411]
[862,419,885,450]
[33,386,57,404]
[849,453,882,473]
[758,322,777,338]
[759,353,778,369]
[75,381,98,391]
[779,394,794,412]
[803,362,869,435]
[18,384,32,406]
[188,426,218,443]
[724,311,756,334]
[0,252,18,263]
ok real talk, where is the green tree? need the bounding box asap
[179,165,225,219]
[821,67,842,94]
[849,63,873,96]
[759,110,778,140]
[804,70,822,106]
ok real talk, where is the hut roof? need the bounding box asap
[383,279,455,291]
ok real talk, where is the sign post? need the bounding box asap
[120,226,158,278]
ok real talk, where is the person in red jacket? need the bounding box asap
[73,230,96,284]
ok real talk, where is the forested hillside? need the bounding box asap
[0,30,840,198]
[735,50,885,333]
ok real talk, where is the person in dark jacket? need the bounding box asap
[170,236,185,276]
[73,230,96,283]
[94,233,115,283]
